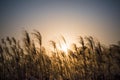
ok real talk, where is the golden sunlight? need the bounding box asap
[61,44,68,54]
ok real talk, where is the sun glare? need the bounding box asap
[61,44,68,54]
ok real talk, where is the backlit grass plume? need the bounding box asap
[0,30,120,80]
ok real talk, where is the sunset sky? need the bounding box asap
[0,0,120,47]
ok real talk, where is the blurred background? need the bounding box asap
[0,0,120,46]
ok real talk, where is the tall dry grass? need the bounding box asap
[0,30,120,80]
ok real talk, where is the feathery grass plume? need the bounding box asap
[1,38,6,46]
[6,36,12,45]
[96,41,102,55]
[4,46,10,56]
[49,40,56,52]
[23,30,31,46]
[61,35,67,45]
[71,43,77,52]
[85,36,95,51]
[79,36,85,47]
[32,30,42,46]
[31,42,37,55]
[79,36,85,50]
[12,37,16,44]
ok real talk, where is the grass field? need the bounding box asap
[0,30,120,80]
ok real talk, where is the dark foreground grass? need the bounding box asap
[0,30,120,80]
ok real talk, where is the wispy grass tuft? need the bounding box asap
[0,30,120,80]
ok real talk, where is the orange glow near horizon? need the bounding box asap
[0,0,119,47]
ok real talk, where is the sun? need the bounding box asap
[56,35,70,54]
[61,44,68,54]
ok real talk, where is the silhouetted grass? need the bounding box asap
[0,30,120,80]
